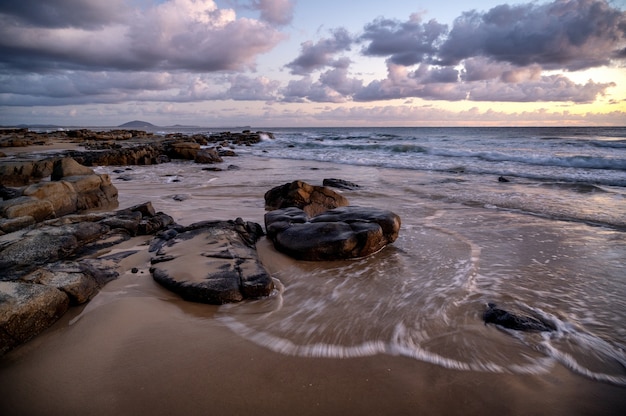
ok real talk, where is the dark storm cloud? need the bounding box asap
[0,0,287,73]
[359,15,448,66]
[285,28,353,75]
[438,0,626,70]
[0,0,127,29]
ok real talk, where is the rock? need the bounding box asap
[265,206,401,261]
[0,216,36,234]
[0,159,55,186]
[498,176,510,183]
[264,180,349,217]
[22,181,78,217]
[0,185,22,200]
[0,196,55,222]
[323,178,360,190]
[51,157,94,180]
[168,142,200,160]
[0,281,69,354]
[0,222,109,280]
[25,264,97,305]
[483,303,555,332]
[150,219,273,304]
[194,148,223,164]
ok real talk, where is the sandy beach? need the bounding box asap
[1,141,625,415]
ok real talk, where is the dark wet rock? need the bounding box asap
[172,194,190,202]
[150,219,273,304]
[483,303,555,332]
[265,206,401,261]
[0,185,22,200]
[498,176,510,183]
[264,180,349,217]
[323,178,360,190]
[0,281,69,354]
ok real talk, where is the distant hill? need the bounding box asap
[118,120,156,128]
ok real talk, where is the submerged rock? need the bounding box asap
[483,303,555,332]
[322,178,360,190]
[150,219,273,304]
[265,206,401,261]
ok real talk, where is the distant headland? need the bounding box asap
[118,120,156,128]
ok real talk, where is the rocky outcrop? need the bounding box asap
[0,157,119,233]
[0,201,175,355]
[264,180,349,217]
[150,219,273,304]
[265,206,401,261]
[0,159,56,186]
[0,202,172,281]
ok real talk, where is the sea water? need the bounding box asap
[100,126,626,387]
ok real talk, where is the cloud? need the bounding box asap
[0,0,128,29]
[438,0,626,70]
[359,13,448,66]
[221,74,281,100]
[250,0,294,26]
[466,76,615,103]
[285,28,353,75]
[0,0,287,72]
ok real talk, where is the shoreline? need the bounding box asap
[1,130,625,415]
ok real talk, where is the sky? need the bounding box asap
[0,0,625,127]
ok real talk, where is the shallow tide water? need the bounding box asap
[1,153,625,415]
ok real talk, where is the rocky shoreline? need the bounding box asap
[0,128,400,355]
[1,128,275,354]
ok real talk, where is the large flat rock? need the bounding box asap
[150,219,273,304]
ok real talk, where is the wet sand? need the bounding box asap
[1,146,625,415]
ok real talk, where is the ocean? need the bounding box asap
[3,126,625,414]
[120,126,626,385]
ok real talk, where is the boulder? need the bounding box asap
[0,281,69,354]
[168,142,200,160]
[0,196,54,222]
[265,206,401,261]
[150,219,273,304]
[22,181,78,217]
[51,157,94,180]
[194,148,223,164]
[264,180,349,217]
